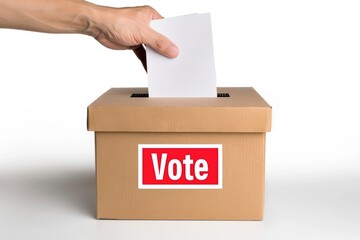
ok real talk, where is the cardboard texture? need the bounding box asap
[87,87,272,220]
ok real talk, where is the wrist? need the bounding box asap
[80,2,104,37]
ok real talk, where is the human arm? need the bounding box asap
[0,0,179,69]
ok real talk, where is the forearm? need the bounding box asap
[0,0,97,35]
[0,1,178,62]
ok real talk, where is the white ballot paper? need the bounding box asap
[147,13,217,98]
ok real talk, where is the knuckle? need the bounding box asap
[155,38,165,50]
[142,5,156,16]
[142,5,154,11]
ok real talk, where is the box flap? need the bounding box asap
[87,87,271,133]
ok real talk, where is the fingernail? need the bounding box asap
[166,45,179,58]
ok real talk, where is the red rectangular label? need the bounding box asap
[138,144,222,189]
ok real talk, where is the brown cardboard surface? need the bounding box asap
[95,132,265,220]
[88,87,271,220]
[88,87,271,133]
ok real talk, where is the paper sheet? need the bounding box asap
[147,13,217,98]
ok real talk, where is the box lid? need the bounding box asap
[87,87,271,133]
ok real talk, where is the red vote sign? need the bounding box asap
[138,144,222,189]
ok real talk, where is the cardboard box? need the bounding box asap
[87,87,271,220]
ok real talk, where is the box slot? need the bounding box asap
[130,93,230,98]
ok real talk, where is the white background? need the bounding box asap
[0,0,359,239]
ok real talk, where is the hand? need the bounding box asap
[90,5,179,70]
[0,1,178,71]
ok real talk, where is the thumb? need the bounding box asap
[144,29,179,58]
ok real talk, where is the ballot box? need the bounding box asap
[87,87,272,220]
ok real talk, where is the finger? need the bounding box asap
[142,5,164,20]
[133,45,147,72]
[143,29,179,58]
[95,34,127,50]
